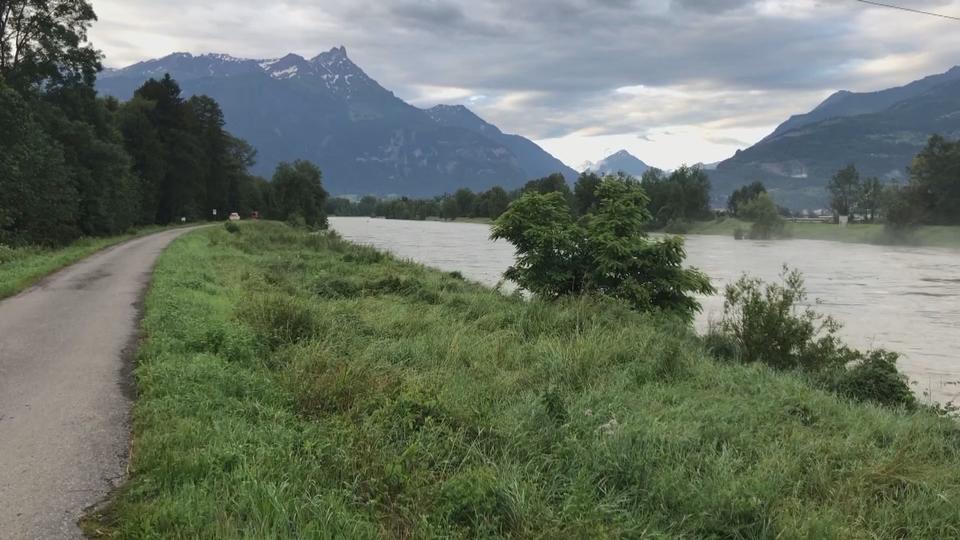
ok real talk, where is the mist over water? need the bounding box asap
[331,217,960,405]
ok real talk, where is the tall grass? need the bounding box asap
[86,222,960,538]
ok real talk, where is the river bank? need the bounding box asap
[86,221,960,537]
[331,217,960,405]
[682,218,960,249]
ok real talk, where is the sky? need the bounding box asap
[88,0,960,170]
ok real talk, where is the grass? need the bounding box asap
[685,218,960,249]
[86,221,960,538]
[0,225,177,299]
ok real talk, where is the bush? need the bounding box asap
[832,349,916,409]
[491,177,714,322]
[718,266,853,371]
[740,193,784,239]
[715,267,917,408]
[223,221,241,234]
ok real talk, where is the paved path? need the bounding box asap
[0,227,199,539]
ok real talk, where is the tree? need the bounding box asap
[0,81,78,245]
[521,173,572,204]
[271,160,328,227]
[478,186,510,219]
[908,134,960,225]
[492,176,714,322]
[0,0,101,91]
[738,192,784,239]
[880,183,918,230]
[828,164,860,217]
[453,188,477,218]
[727,181,766,216]
[573,172,603,216]
[440,195,460,220]
[859,177,883,223]
[642,166,712,226]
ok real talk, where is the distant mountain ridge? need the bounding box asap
[763,66,960,142]
[712,65,960,209]
[586,150,650,176]
[98,48,576,196]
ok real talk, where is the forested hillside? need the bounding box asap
[0,1,326,247]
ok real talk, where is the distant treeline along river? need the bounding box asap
[330,217,960,405]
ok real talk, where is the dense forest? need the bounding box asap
[0,0,326,246]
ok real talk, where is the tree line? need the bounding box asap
[328,166,714,226]
[0,0,327,246]
[827,135,960,227]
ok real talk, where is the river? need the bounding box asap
[330,217,960,405]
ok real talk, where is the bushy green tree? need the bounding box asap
[0,0,100,91]
[727,181,766,216]
[478,186,510,219]
[881,183,918,230]
[642,165,712,226]
[907,134,960,225]
[41,85,140,236]
[453,188,477,218]
[573,172,603,216]
[492,177,713,322]
[271,160,328,228]
[521,173,572,204]
[739,192,784,239]
[0,81,78,245]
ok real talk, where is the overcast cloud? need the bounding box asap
[89,0,960,169]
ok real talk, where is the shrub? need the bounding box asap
[223,221,240,234]
[832,349,916,409]
[733,227,745,240]
[715,267,917,407]
[491,177,714,322]
[740,193,784,239]
[717,266,853,372]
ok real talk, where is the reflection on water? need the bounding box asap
[331,217,960,405]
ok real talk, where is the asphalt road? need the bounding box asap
[0,227,199,539]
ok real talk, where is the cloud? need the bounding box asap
[87,0,960,167]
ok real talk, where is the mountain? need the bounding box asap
[425,104,579,182]
[763,66,960,142]
[712,66,960,209]
[98,48,576,196]
[587,150,650,176]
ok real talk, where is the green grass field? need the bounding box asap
[0,225,177,300]
[86,222,960,538]
[685,218,960,249]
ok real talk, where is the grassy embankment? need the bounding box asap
[86,221,960,538]
[0,225,179,299]
[686,218,960,249]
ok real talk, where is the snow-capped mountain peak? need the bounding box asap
[586,150,650,176]
[102,47,381,95]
